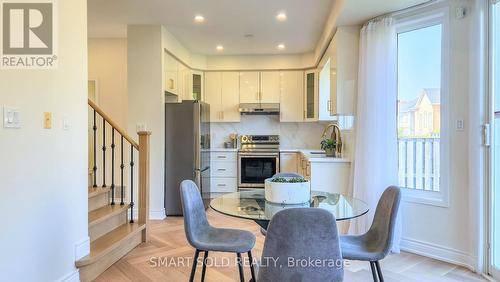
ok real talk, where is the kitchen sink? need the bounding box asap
[309,151,326,155]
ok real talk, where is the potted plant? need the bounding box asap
[321,138,337,157]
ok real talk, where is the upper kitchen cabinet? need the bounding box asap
[239,71,280,104]
[164,52,178,96]
[260,71,280,103]
[204,72,240,122]
[220,72,240,122]
[205,72,222,122]
[239,72,260,103]
[318,26,360,121]
[280,71,304,122]
[304,70,318,121]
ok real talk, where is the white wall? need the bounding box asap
[398,0,480,270]
[88,38,128,128]
[127,25,166,220]
[204,53,315,70]
[0,0,88,281]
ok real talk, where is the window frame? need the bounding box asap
[395,8,450,207]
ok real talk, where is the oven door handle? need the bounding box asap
[238,153,279,158]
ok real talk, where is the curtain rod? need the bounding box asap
[366,0,443,23]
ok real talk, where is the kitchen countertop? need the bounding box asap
[280,149,351,163]
[210,148,238,152]
[210,148,350,163]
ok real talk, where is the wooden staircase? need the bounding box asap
[77,99,151,281]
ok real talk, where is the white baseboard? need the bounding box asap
[74,236,90,261]
[132,208,166,220]
[401,237,477,271]
[58,269,80,282]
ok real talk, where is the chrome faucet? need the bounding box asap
[321,123,342,157]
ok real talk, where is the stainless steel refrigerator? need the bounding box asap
[165,101,210,216]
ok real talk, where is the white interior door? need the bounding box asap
[490,0,500,279]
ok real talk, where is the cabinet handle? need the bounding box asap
[217,184,227,187]
[217,156,227,159]
[217,168,226,171]
[303,110,306,119]
[221,111,224,120]
[327,100,331,112]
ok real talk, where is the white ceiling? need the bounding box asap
[88,0,429,56]
[88,0,334,55]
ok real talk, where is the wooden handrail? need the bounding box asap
[88,99,139,149]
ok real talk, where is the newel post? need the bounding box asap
[138,131,151,242]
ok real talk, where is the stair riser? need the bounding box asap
[88,192,109,212]
[78,231,142,282]
[89,211,127,242]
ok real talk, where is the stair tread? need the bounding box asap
[88,186,110,199]
[76,223,145,267]
[89,204,130,227]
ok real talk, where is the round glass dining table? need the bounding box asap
[210,190,369,230]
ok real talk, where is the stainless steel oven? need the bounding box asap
[238,135,280,189]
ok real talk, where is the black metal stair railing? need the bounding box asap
[89,100,140,223]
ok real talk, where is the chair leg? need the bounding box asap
[201,251,209,282]
[237,253,245,282]
[369,261,379,282]
[375,261,384,282]
[189,249,200,282]
[248,251,257,282]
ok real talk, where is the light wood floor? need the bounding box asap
[95,209,487,282]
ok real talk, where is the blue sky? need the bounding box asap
[397,24,442,102]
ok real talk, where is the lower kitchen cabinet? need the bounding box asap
[210,150,238,194]
[280,152,299,173]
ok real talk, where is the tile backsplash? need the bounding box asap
[210,115,328,150]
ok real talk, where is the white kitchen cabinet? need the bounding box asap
[280,71,304,122]
[204,72,240,122]
[185,70,203,101]
[304,70,318,121]
[260,71,281,103]
[164,52,178,95]
[309,162,350,194]
[204,72,223,122]
[177,63,188,101]
[210,150,238,194]
[318,26,359,121]
[280,152,299,173]
[221,72,240,122]
[239,72,260,103]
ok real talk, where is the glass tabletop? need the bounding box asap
[210,190,369,222]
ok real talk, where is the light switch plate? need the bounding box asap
[456,119,465,131]
[3,106,21,128]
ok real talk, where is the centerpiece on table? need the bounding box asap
[264,176,311,205]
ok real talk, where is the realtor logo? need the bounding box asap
[0,0,57,69]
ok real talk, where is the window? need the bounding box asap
[396,10,449,205]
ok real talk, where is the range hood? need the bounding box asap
[239,103,280,115]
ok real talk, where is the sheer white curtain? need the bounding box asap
[349,17,401,252]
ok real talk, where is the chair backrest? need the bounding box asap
[258,208,343,282]
[366,186,401,257]
[180,180,210,249]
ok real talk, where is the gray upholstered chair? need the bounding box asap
[340,186,401,282]
[257,208,344,282]
[180,180,257,282]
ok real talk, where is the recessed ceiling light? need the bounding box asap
[194,15,205,23]
[276,12,287,21]
[216,45,224,52]
[277,44,286,50]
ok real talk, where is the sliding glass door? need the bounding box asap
[490,0,500,279]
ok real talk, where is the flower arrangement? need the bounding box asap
[271,177,308,183]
